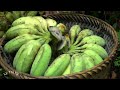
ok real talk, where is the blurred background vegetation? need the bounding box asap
[0,11,120,79]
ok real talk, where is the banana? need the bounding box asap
[12,11,21,20]
[30,44,52,76]
[65,34,71,48]
[13,41,26,68]
[0,16,10,31]
[46,18,57,28]
[5,24,41,39]
[67,43,81,55]
[49,26,63,41]
[76,43,108,59]
[69,25,81,45]
[14,40,42,73]
[57,37,67,50]
[12,16,45,33]
[58,34,71,53]
[20,11,26,17]
[4,34,41,53]
[73,29,94,45]
[26,11,38,16]
[57,23,67,34]
[76,35,106,47]
[34,16,48,32]
[44,54,71,76]
[70,53,86,73]
[5,12,14,23]
[62,63,71,75]
[80,49,103,65]
[81,53,95,70]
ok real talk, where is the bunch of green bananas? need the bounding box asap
[0,12,10,38]
[0,11,40,38]
[3,16,109,77]
[60,25,108,75]
[4,11,39,23]
[43,24,109,77]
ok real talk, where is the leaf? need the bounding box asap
[112,23,118,29]
[117,30,120,42]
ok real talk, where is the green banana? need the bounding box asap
[58,36,67,50]
[69,25,81,45]
[58,34,71,53]
[0,16,9,31]
[65,34,71,48]
[30,44,52,76]
[12,11,21,20]
[20,11,26,17]
[77,35,106,47]
[81,49,103,65]
[44,54,71,76]
[70,53,86,73]
[5,24,41,39]
[46,18,57,28]
[49,26,63,41]
[73,29,94,45]
[81,53,95,70]
[4,34,41,53]
[62,63,71,75]
[12,16,45,33]
[57,23,67,34]
[5,12,14,23]
[13,41,27,68]
[76,43,108,59]
[26,11,38,16]
[14,40,42,73]
[34,16,48,32]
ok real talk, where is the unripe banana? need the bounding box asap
[34,16,48,32]
[12,11,21,20]
[0,16,10,31]
[13,42,26,68]
[81,53,95,70]
[12,38,46,68]
[57,23,67,34]
[46,18,57,28]
[73,29,94,45]
[4,34,41,54]
[44,54,71,76]
[5,12,14,23]
[62,63,71,75]
[69,25,81,44]
[71,53,86,73]
[49,26,63,41]
[81,49,103,65]
[30,44,52,76]
[58,36,67,50]
[26,11,38,16]
[65,34,71,48]
[20,11,26,17]
[76,43,108,59]
[12,16,44,33]
[5,24,41,39]
[59,34,71,53]
[14,40,42,73]
[77,35,106,47]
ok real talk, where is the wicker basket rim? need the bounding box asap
[0,13,119,79]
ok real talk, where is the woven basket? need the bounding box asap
[0,13,119,79]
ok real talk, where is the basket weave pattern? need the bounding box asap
[0,13,119,79]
